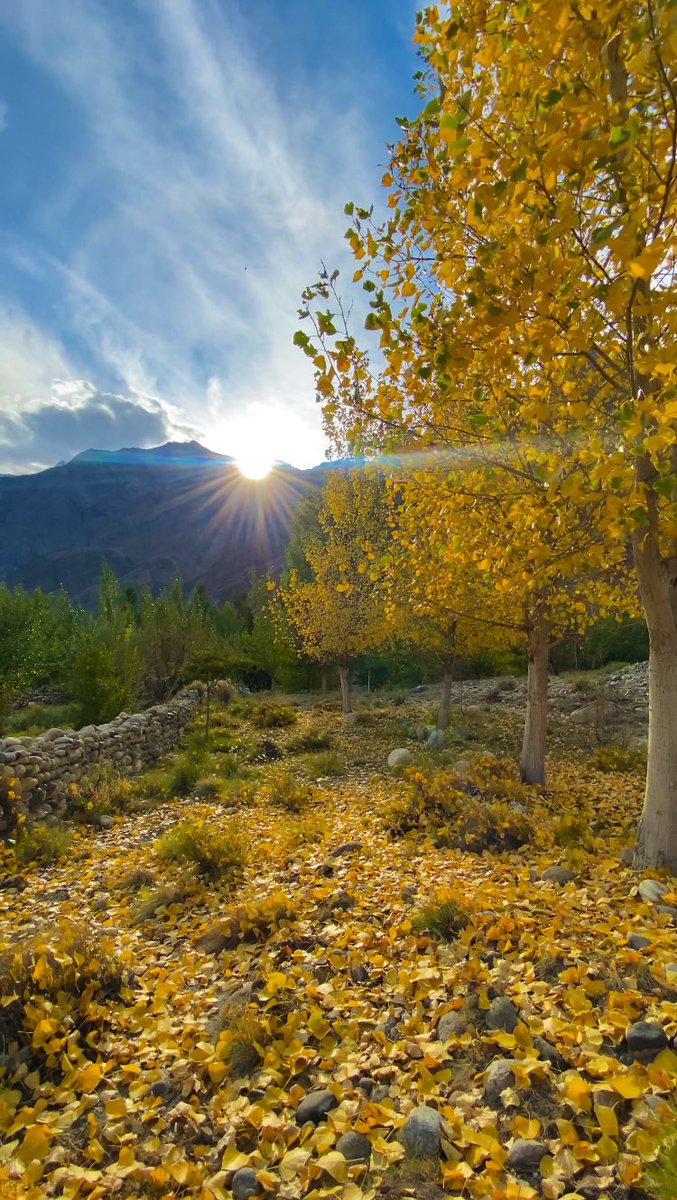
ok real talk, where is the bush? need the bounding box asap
[155,816,247,880]
[646,1111,677,1200]
[259,769,315,813]
[216,1007,270,1079]
[287,727,334,754]
[167,751,207,797]
[592,744,647,773]
[197,893,297,954]
[14,823,72,867]
[412,896,469,941]
[194,776,223,801]
[70,762,134,822]
[6,702,80,736]
[301,750,345,779]
[552,815,595,850]
[132,882,192,923]
[251,702,298,729]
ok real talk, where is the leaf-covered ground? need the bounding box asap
[1,689,675,1200]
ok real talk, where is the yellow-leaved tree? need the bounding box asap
[276,470,390,715]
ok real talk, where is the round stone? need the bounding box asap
[232,1167,263,1199]
[507,1139,548,1175]
[336,1132,372,1162]
[296,1088,339,1125]
[388,747,412,768]
[486,996,518,1033]
[398,1105,441,1159]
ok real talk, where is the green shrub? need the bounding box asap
[6,702,80,736]
[259,769,315,813]
[592,744,646,773]
[287,727,334,754]
[15,823,72,866]
[552,815,594,849]
[251,702,298,729]
[71,762,134,822]
[301,750,345,779]
[166,749,209,797]
[155,817,247,880]
[645,1111,677,1200]
[412,896,469,941]
[194,776,223,801]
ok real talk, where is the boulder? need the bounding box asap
[507,1139,547,1175]
[541,865,577,885]
[638,878,669,905]
[336,1132,372,1162]
[484,1058,516,1107]
[627,932,652,951]
[626,1020,669,1061]
[436,1011,469,1041]
[427,729,446,751]
[231,1168,263,1199]
[486,997,518,1033]
[296,1089,339,1125]
[398,1105,441,1159]
[388,748,412,768]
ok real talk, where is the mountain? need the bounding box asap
[0,441,323,605]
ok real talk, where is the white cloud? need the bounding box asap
[0,0,399,469]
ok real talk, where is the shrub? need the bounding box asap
[132,882,192,923]
[287,727,334,754]
[6,702,80,736]
[301,750,345,779]
[285,812,329,849]
[592,744,647,773]
[250,738,283,763]
[71,762,134,822]
[155,817,247,880]
[14,823,72,867]
[117,866,156,891]
[250,702,297,729]
[167,752,206,797]
[259,769,315,813]
[216,1006,271,1079]
[194,776,223,801]
[412,896,469,941]
[196,893,297,954]
[645,1111,677,1200]
[552,815,594,849]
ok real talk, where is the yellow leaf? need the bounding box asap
[77,1062,102,1093]
[221,1148,250,1173]
[18,1126,52,1164]
[595,1105,619,1138]
[315,1151,348,1182]
[608,1073,646,1100]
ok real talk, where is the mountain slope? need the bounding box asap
[0,441,321,604]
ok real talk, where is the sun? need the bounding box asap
[236,453,274,480]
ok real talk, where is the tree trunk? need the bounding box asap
[633,527,677,870]
[438,657,455,730]
[520,609,549,786]
[205,682,212,743]
[337,662,352,715]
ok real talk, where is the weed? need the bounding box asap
[592,743,647,773]
[250,702,298,729]
[287,727,334,754]
[216,1007,270,1079]
[259,768,315,813]
[644,1110,677,1200]
[167,751,207,797]
[155,816,247,880]
[194,776,223,801]
[117,866,156,891]
[412,896,469,940]
[14,823,72,867]
[286,812,329,849]
[301,750,345,778]
[6,702,80,735]
[132,882,192,922]
[71,762,134,822]
[552,815,594,849]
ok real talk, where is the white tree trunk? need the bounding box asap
[520,610,549,786]
[337,662,352,715]
[634,529,677,870]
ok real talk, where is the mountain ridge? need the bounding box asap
[0,440,330,605]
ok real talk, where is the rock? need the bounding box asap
[626,1020,668,1061]
[336,1132,372,1162]
[436,1012,468,1041]
[150,1080,171,1099]
[427,729,446,751]
[541,865,577,885]
[343,712,358,725]
[486,997,518,1034]
[507,1139,548,1175]
[638,878,669,904]
[484,1058,516,1106]
[627,932,653,951]
[350,964,369,984]
[329,842,362,858]
[333,890,355,911]
[388,747,412,768]
[658,904,677,922]
[0,875,27,891]
[619,847,635,867]
[231,1168,263,1199]
[296,1089,339,1125]
[533,1036,568,1072]
[414,725,428,742]
[398,1105,441,1159]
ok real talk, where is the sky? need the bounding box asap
[0,0,419,474]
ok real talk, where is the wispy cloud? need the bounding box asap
[0,0,409,469]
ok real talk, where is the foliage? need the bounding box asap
[155,816,247,880]
[6,702,80,736]
[646,1111,677,1200]
[14,823,72,867]
[70,763,135,823]
[250,701,298,729]
[286,726,334,754]
[411,896,469,941]
[592,744,647,774]
[300,750,345,779]
[259,767,316,813]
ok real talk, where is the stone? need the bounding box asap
[329,842,362,858]
[231,1168,263,1199]
[333,890,355,911]
[388,748,412,768]
[296,1089,339,1125]
[414,725,428,741]
[343,712,358,725]
[507,1139,548,1175]
[626,1020,669,1060]
[436,1012,468,1041]
[619,847,635,867]
[398,1105,441,1159]
[150,1080,171,1099]
[427,728,446,751]
[541,865,577,885]
[0,875,27,891]
[638,878,669,904]
[486,997,518,1033]
[533,1036,568,1072]
[336,1132,372,1162]
[484,1058,516,1107]
[98,814,114,829]
[350,964,369,984]
[627,932,653,951]
[658,904,677,922]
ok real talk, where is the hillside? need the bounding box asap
[0,442,322,604]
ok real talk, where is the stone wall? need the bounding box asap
[0,687,204,835]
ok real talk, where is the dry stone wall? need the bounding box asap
[0,687,204,835]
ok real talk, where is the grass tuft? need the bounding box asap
[14,823,72,867]
[412,895,469,941]
[155,816,247,880]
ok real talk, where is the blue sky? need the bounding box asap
[0,0,418,473]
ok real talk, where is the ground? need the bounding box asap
[0,672,675,1200]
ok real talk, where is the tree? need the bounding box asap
[184,648,242,741]
[277,471,390,714]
